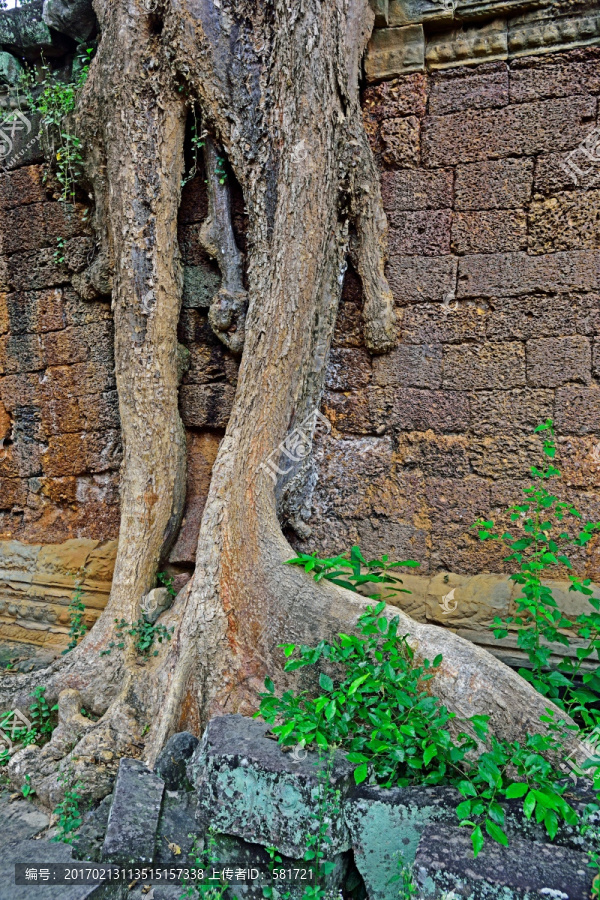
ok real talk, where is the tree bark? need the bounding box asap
[0,0,584,803]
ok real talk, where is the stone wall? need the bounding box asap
[2,0,600,661]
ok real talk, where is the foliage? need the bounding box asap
[157,570,178,597]
[20,774,34,799]
[0,686,58,764]
[51,778,84,844]
[63,580,88,654]
[474,419,600,736]
[182,105,205,188]
[20,47,94,201]
[100,617,173,657]
[180,827,227,900]
[286,544,419,601]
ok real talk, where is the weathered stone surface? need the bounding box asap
[469,389,554,435]
[380,115,420,167]
[509,6,600,61]
[509,48,600,103]
[102,758,165,865]
[346,785,459,900]
[179,383,235,429]
[401,302,487,344]
[456,250,600,298]
[426,17,508,71]
[388,209,451,256]
[373,343,442,388]
[0,837,99,899]
[370,0,389,27]
[452,209,528,253]
[529,189,600,253]
[555,384,600,435]
[429,62,508,115]
[169,432,221,565]
[182,264,220,309]
[387,255,457,304]
[381,168,453,214]
[326,348,372,391]
[42,0,97,43]
[365,25,425,82]
[527,335,591,387]
[486,293,583,341]
[373,386,470,432]
[0,52,23,86]
[414,824,594,899]
[422,96,596,166]
[189,714,354,859]
[442,341,525,390]
[0,1,68,58]
[455,156,534,209]
[154,732,199,791]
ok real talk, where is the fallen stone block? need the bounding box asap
[101,758,164,866]
[188,714,354,859]
[42,0,97,43]
[155,731,199,791]
[414,824,595,899]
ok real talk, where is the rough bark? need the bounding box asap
[0,0,584,804]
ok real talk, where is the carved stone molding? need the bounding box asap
[366,0,600,79]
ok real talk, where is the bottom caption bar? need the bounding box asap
[15,864,316,885]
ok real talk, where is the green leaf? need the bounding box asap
[354,763,368,785]
[264,677,275,693]
[523,792,536,819]
[319,673,334,692]
[471,825,484,858]
[505,782,528,799]
[485,820,508,847]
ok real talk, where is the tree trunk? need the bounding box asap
[0,0,583,804]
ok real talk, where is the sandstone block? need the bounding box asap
[457,251,600,298]
[365,24,425,82]
[426,18,508,71]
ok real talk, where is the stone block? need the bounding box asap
[377,387,470,432]
[345,785,460,900]
[486,293,581,341]
[396,432,471,477]
[389,0,453,27]
[455,156,534,210]
[365,25,425,82]
[325,348,371,391]
[426,18,508,71]
[555,384,600,435]
[387,255,457,304]
[452,209,527,253]
[469,388,554,435]
[179,175,209,224]
[529,189,600,254]
[401,303,487,344]
[380,115,420,167]
[42,0,97,43]
[3,248,70,292]
[508,7,600,61]
[415,824,594,899]
[443,341,525,390]
[456,251,600,298]
[169,432,220,565]
[509,49,600,103]
[0,51,22,86]
[102,758,165,865]
[189,714,355,859]
[362,73,428,121]
[370,0,389,27]
[429,62,508,115]
[469,434,542,479]
[154,732,199,792]
[388,209,451,256]
[0,0,68,57]
[0,110,43,172]
[533,149,599,195]
[0,837,98,900]
[355,518,429,567]
[373,343,442,388]
[0,165,46,210]
[422,96,596,167]
[527,335,591,387]
[381,168,453,213]
[322,389,373,435]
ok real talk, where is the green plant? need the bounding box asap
[157,570,178,597]
[100,617,173,657]
[286,545,419,601]
[29,686,58,737]
[63,580,88,654]
[52,778,83,843]
[180,827,227,900]
[182,105,205,188]
[0,686,59,752]
[474,419,600,737]
[388,857,418,900]
[19,49,93,201]
[54,236,66,264]
[21,774,34,799]
[258,598,581,857]
[214,155,227,185]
